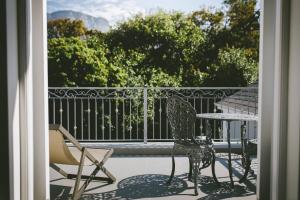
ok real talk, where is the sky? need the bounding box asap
[47,0,224,26]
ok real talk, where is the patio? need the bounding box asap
[50,155,257,200]
[49,88,258,199]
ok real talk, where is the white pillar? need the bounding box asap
[6,0,21,198]
[260,0,300,199]
[6,0,50,199]
[257,0,276,199]
[285,0,300,198]
[32,0,50,199]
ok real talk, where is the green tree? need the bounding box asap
[48,37,109,86]
[204,48,258,86]
[48,19,87,38]
[47,1,260,88]
[189,0,259,86]
[106,11,206,77]
[189,9,226,69]
[224,0,260,59]
[190,9,224,32]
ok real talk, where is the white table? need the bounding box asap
[196,113,258,187]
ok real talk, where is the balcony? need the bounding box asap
[49,87,258,199]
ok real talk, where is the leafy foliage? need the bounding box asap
[48,37,108,86]
[106,12,205,75]
[47,0,259,87]
[204,48,258,86]
[48,19,87,38]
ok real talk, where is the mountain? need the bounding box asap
[47,10,110,32]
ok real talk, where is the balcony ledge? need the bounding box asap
[77,141,246,155]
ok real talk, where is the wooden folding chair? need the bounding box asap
[49,124,116,200]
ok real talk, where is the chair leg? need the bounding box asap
[211,152,219,184]
[101,166,116,183]
[50,163,69,178]
[239,155,252,183]
[71,165,115,200]
[193,160,200,196]
[72,149,86,200]
[188,156,192,181]
[74,166,101,200]
[167,146,176,184]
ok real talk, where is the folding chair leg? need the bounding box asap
[71,148,116,200]
[75,166,101,200]
[72,148,86,200]
[101,166,116,183]
[50,163,69,178]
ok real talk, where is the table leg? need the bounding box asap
[239,155,251,183]
[227,121,234,187]
[239,121,251,183]
[241,121,246,166]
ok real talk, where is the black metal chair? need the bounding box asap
[166,95,218,195]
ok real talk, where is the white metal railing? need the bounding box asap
[48,87,258,143]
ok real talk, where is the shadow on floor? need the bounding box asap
[50,184,72,200]
[51,172,256,200]
[51,174,188,200]
[80,174,188,199]
[195,158,256,200]
[197,175,255,200]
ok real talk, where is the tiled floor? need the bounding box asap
[50,156,257,200]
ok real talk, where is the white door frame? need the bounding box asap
[285,0,300,198]
[258,0,300,199]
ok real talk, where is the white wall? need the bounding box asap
[221,121,257,142]
[220,109,257,141]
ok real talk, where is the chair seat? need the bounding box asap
[175,141,209,152]
[176,138,211,147]
[196,136,207,141]
[68,147,111,166]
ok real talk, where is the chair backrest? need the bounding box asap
[166,95,196,141]
[49,125,80,165]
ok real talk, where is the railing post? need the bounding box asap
[143,86,148,144]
